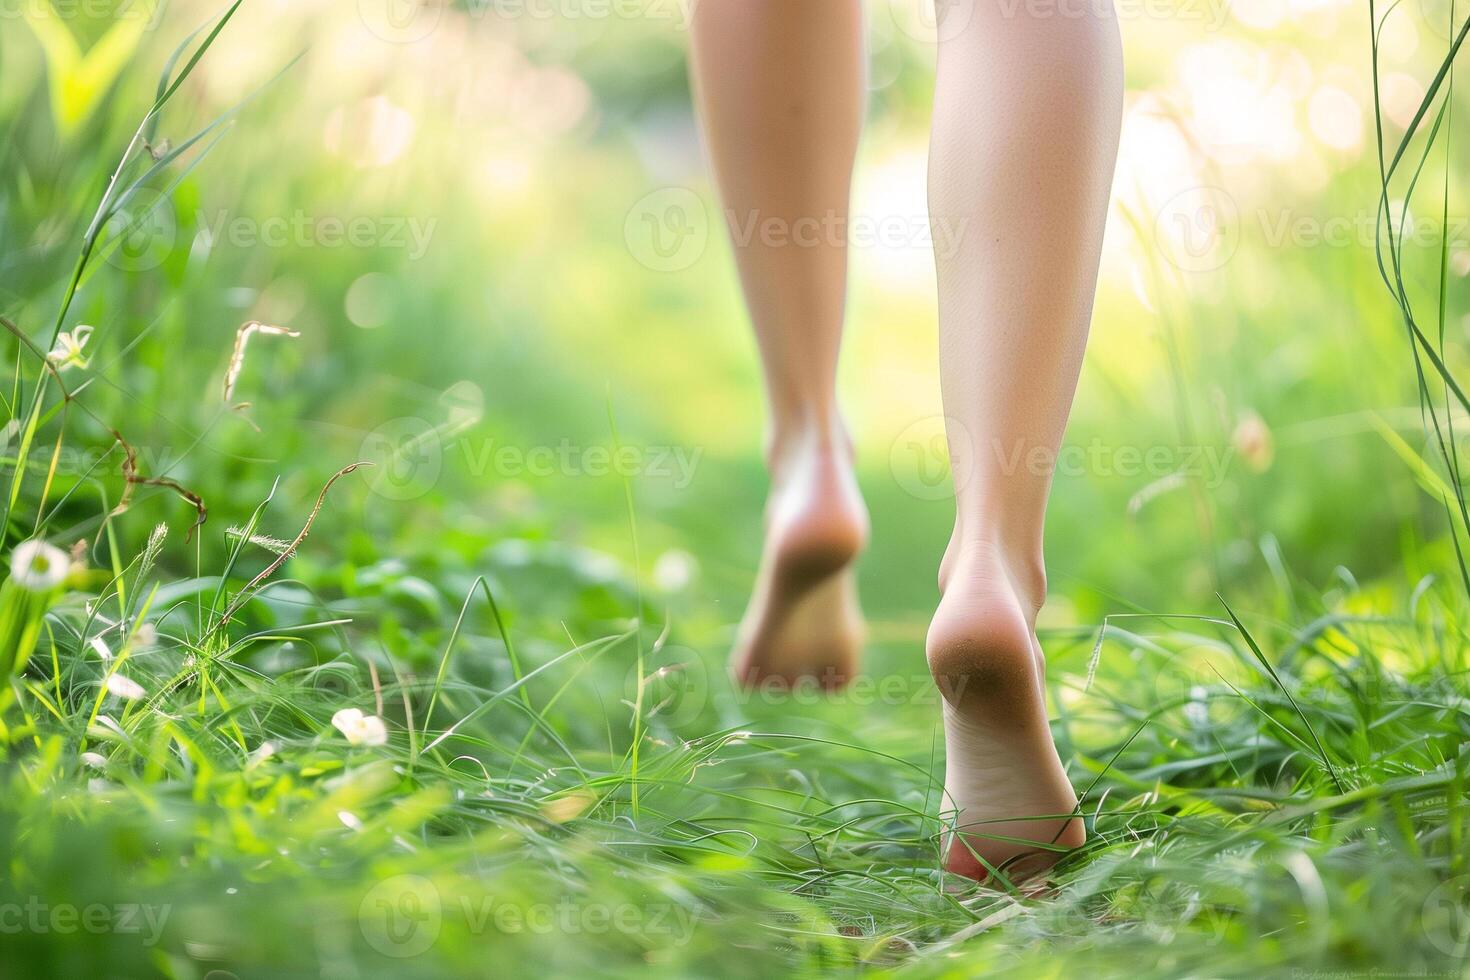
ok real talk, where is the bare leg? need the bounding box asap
[925,3,1123,878]
[689,0,869,689]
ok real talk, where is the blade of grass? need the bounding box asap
[1219,596,1345,794]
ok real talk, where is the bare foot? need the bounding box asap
[927,545,1084,882]
[729,435,868,690]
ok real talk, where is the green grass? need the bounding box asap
[2,1,1470,977]
[2,514,1467,977]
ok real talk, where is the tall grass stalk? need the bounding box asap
[1370,0,1470,595]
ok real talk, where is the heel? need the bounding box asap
[926,586,1039,711]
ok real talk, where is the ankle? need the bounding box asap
[941,539,1047,620]
[765,413,852,474]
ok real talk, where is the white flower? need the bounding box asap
[331,707,388,747]
[652,549,698,593]
[105,673,146,701]
[90,636,113,661]
[46,325,93,371]
[80,752,108,769]
[9,539,69,591]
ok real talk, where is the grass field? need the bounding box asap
[2,1,1469,977]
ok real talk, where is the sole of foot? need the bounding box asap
[926,549,1085,882]
[729,447,868,692]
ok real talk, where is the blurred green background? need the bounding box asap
[3,0,1461,635]
[3,1,1470,976]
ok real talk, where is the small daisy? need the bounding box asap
[331,707,388,747]
[652,549,698,593]
[9,539,69,592]
[46,325,93,371]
